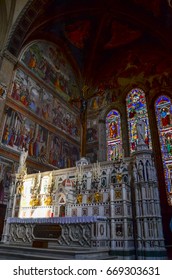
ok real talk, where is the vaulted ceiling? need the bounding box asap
[7,0,172,98]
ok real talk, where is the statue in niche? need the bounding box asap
[18,148,28,174]
[116,173,122,183]
[16,181,24,195]
[138,162,144,180]
[136,118,145,144]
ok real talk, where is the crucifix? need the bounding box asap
[80,97,87,157]
[70,85,90,158]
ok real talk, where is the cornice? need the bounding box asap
[2,49,18,65]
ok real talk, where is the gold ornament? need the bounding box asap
[76,193,82,204]
[44,195,52,206]
[116,173,122,183]
[94,192,102,203]
[29,196,40,207]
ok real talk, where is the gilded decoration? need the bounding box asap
[115,190,122,199]
[43,195,52,206]
[94,192,102,203]
[76,193,82,204]
[16,181,24,195]
[116,173,122,183]
[29,195,40,207]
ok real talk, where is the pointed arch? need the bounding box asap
[106,109,123,161]
[146,160,151,181]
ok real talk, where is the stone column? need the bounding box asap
[1,174,17,243]
[120,103,130,157]
[109,184,116,250]
[98,119,106,162]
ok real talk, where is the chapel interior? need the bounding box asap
[0,0,172,260]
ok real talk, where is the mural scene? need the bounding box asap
[11,68,53,121]
[52,98,80,140]
[2,107,48,163]
[10,68,80,141]
[1,107,80,168]
[49,133,79,168]
[20,41,79,102]
[87,87,114,112]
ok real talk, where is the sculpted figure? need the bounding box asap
[136,118,145,144]
[19,148,28,167]
[18,148,28,173]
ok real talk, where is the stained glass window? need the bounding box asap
[106,110,122,161]
[126,88,151,153]
[155,95,172,204]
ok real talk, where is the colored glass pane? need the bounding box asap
[126,88,151,152]
[106,110,122,161]
[155,95,172,203]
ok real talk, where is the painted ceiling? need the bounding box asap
[8,0,172,105]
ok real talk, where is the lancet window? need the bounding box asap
[155,95,172,204]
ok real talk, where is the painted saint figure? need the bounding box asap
[160,108,170,127]
[109,121,117,138]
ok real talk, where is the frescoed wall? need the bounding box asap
[3,41,81,172]
[20,41,79,102]
[52,98,80,140]
[48,133,79,168]
[87,88,114,113]
[1,107,80,168]
[2,107,48,163]
[10,68,80,141]
[11,68,53,122]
